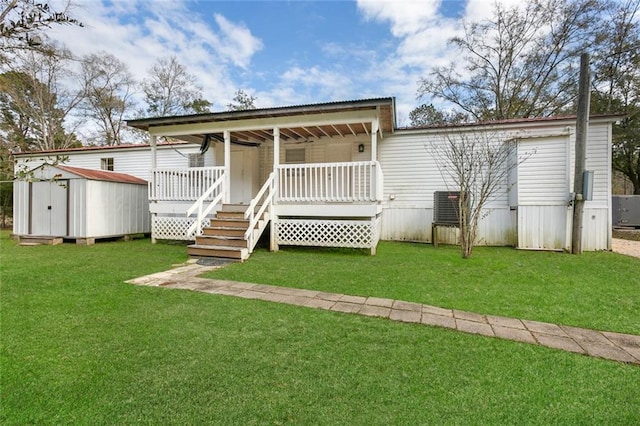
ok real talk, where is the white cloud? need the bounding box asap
[46,0,263,113]
[357,0,441,36]
[213,14,264,68]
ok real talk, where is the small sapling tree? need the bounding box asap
[430,130,531,258]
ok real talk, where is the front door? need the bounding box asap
[230,149,255,204]
[30,180,68,236]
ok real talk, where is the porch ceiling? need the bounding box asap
[126,98,395,143]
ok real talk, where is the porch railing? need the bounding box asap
[149,167,225,201]
[278,161,383,202]
[185,171,226,238]
[244,171,276,252]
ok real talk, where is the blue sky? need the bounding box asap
[47,0,508,126]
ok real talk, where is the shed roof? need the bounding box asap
[57,165,147,185]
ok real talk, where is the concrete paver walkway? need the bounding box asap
[127,261,640,366]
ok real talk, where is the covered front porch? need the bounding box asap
[126,98,395,260]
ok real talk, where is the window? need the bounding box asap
[285,148,306,164]
[100,157,114,171]
[188,153,205,168]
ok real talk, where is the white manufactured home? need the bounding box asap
[13,98,618,259]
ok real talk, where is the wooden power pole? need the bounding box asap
[571,53,591,254]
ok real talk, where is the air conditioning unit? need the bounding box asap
[613,195,640,228]
[434,191,462,225]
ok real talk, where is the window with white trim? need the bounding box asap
[188,153,205,168]
[285,148,306,164]
[100,157,114,171]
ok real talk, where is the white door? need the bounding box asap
[31,181,68,236]
[230,150,255,204]
[516,137,570,250]
[326,144,353,198]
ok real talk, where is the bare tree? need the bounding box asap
[430,131,530,258]
[141,55,211,117]
[418,0,601,121]
[409,103,467,127]
[0,0,81,59]
[80,52,135,145]
[0,43,82,151]
[591,0,640,194]
[227,89,256,111]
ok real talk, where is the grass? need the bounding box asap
[2,233,639,424]
[206,242,640,335]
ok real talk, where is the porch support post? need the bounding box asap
[371,119,378,161]
[224,130,231,204]
[150,134,157,169]
[273,127,280,169]
[270,127,280,252]
[150,134,157,244]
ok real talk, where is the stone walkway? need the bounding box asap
[127,261,640,366]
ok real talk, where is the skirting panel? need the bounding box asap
[152,216,208,240]
[276,218,380,249]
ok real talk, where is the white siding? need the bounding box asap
[517,135,570,205]
[379,129,513,244]
[12,181,29,235]
[379,120,612,251]
[85,180,150,237]
[67,179,87,237]
[14,144,203,181]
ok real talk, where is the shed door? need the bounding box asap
[31,181,68,236]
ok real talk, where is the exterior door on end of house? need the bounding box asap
[30,180,68,236]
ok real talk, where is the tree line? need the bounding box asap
[411,0,639,194]
[0,0,257,225]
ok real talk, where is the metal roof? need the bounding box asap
[126,97,396,143]
[57,165,147,185]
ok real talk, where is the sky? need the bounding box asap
[45,0,512,126]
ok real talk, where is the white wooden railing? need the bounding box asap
[244,171,276,252]
[278,161,383,202]
[149,167,225,201]
[185,171,226,237]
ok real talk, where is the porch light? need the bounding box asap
[358,144,365,153]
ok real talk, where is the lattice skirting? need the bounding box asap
[152,215,209,240]
[276,217,380,248]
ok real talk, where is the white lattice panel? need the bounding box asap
[277,218,378,248]
[152,216,208,240]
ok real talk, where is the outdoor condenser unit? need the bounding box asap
[433,191,462,225]
[613,195,640,228]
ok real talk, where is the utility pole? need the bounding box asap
[571,53,591,254]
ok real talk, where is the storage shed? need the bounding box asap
[13,165,150,244]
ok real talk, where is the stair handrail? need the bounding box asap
[244,171,276,250]
[186,172,226,238]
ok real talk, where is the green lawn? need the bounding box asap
[2,234,639,424]
[207,242,640,335]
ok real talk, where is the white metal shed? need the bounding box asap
[13,165,150,243]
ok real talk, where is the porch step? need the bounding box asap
[209,218,250,228]
[187,244,248,260]
[195,235,249,248]
[220,204,262,213]
[189,203,268,262]
[216,211,246,220]
[18,235,63,245]
[202,227,246,238]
